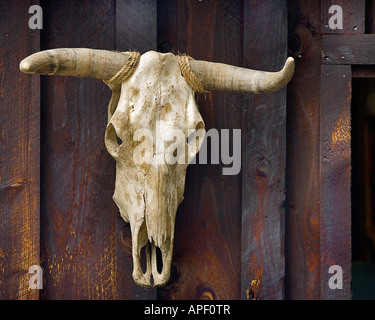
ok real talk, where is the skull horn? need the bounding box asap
[190,57,295,94]
[19,48,130,81]
[20,48,294,93]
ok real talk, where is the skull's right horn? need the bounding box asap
[190,57,295,94]
[20,48,294,93]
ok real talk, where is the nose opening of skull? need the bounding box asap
[133,221,172,287]
[138,241,163,276]
[139,242,149,275]
[155,245,163,274]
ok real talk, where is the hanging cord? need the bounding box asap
[104,51,141,85]
[177,54,205,93]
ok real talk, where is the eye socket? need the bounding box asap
[116,134,123,145]
[105,123,121,158]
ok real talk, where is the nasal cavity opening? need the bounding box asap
[139,241,152,274]
[156,246,163,274]
[139,244,147,274]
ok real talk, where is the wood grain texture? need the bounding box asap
[2,0,356,300]
[323,35,375,65]
[40,0,155,299]
[286,0,322,300]
[241,0,287,300]
[116,0,157,53]
[40,0,117,299]
[0,0,40,300]
[157,0,242,300]
[321,0,365,34]
[320,65,351,299]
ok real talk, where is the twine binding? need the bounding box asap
[104,51,141,85]
[177,54,205,93]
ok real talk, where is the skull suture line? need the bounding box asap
[20,48,294,288]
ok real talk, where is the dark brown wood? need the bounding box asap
[286,0,322,300]
[241,0,287,300]
[40,0,117,299]
[321,0,365,34]
[0,0,40,300]
[323,35,375,65]
[157,0,243,300]
[320,65,351,299]
[40,0,155,299]
[1,0,359,300]
[116,0,157,53]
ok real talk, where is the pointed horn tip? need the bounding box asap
[284,57,295,73]
[279,57,295,87]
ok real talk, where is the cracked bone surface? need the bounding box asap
[20,48,294,287]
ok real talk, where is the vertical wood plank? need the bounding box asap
[241,0,287,300]
[366,0,375,33]
[116,0,157,53]
[286,0,322,300]
[41,0,158,300]
[0,0,40,300]
[157,0,243,300]
[40,0,119,299]
[115,0,157,300]
[321,0,365,34]
[320,65,351,299]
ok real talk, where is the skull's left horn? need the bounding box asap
[19,48,130,81]
[20,48,294,93]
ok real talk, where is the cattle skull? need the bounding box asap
[20,48,294,287]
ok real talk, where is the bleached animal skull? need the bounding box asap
[105,51,205,287]
[20,48,294,287]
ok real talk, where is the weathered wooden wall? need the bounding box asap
[287,0,370,299]
[39,0,156,300]
[0,0,40,300]
[0,0,358,300]
[241,0,288,300]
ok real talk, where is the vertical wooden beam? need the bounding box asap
[320,65,352,299]
[0,0,40,300]
[156,0,243,300]
[241,0,288,300]
[286,0,322,300]
[40,0,119,299]
[115,0,157,299]
[40,0,157,300]
[116,0,157,53]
